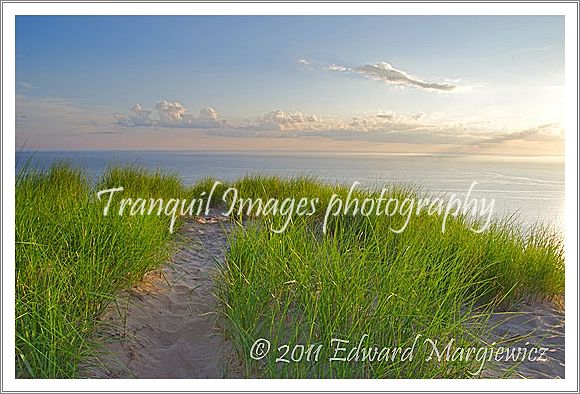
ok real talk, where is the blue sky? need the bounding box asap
[15,16,565,154]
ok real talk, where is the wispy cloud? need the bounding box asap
[507,45,552,56]
[16,96,109,135]
[302,59,456,91]
[16,81,35,94]
[478,123,563,145]
[352,62,456,91]
[230,108,563,150]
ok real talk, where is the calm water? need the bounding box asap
[17,150,565,231]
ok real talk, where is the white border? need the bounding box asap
[2,2,578,392]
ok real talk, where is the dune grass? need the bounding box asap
[15,167,564,378]
[15,164,197,378]
[216,175,564,378]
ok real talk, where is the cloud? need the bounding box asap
[350,62,456,91]
[155,100,187,125]
[302,58,456,91]
[110,99,562,151]
[114,104,154,127]
[239,109,347,133]
[325,64,349,72]
[507,45,552,56]
[16,96,112,146]
[115,100,223,129]
[17,81,35,94]
[17,92,562,155]
[234,108,563,150]
[237,109,474,139]
[348,111,439,133]
[250,110,315,131]
[118,100,469,136]
[479,123,564,145]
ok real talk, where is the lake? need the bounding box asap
[17,150,565,231]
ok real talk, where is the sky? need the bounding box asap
[15,15,565,154]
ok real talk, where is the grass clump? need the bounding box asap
[216,176,564,378]
[15,167,564,379]
[15,163,193,378]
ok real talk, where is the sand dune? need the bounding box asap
[83,217,241,378]
[83,217,564,379]
[483,301,564,378]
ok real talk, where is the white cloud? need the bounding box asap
[352,62,456,91]
[200,106,219,120]
[155,100,187,125]
[240,109,342,133]
[115,100,223,129]
[325,64,349,72]
[114,103,154,127]
[236,108,563,148]
[110,99,562,149]
[238,109,475,139]
[306,59,456,91]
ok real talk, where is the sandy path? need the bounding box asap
[85,217,241,378]
[83,217,564,379]
[484,301,565,378]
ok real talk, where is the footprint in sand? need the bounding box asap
[82,216,242,379]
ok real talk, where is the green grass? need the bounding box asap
[215,175,564,378]
[15,164,205,378]
[15,167,564,378]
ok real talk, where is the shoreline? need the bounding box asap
[16,151,566,233]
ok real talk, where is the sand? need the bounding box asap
[83,216,564,379]
[83,215,242,378]
[482,301,565,378]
